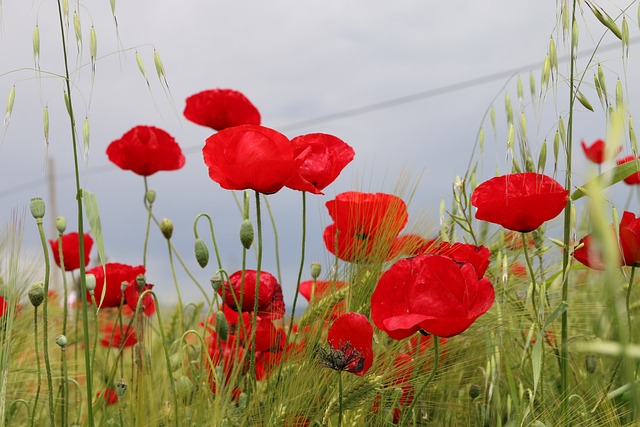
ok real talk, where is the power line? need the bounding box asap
[1,37,635,198]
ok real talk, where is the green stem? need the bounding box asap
[60,346,68,427]
[263,195,282,284]
[399,336,440,427]
[167,238,184,326]
[627,266,636,342]
[55,1,95,423]
[35,220,55,427]
[560,1,578,421]
[521,233,540,321]
[338,372,343,427]
[30,307,40,427]
[247,191,264,398]
[142,177,152,268]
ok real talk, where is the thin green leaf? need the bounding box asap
[571,160,640,200]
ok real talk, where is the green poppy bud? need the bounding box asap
[56,216,67,234]
[85,274,96,292]
[30,197,45,220]
[239,219,254,249]
[176,375,195,405]
[55,334,68,348]
[146,189,156,205]
[28,281,45,307]
[160,218,174,240]
[194,238,209,268]
[215,311,229,341]
[310,262,322,280]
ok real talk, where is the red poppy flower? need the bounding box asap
[237,317,285,353]
[620,211,640,266]
[218,269,285,319]
[123,277,156,317]
[323,192,409,262]
[183,88,261,131]
[203,124,308,194]
[97,388,119,406]
[285,133,355,194]
[388,234,438,258]
[86,263,146,308]
[100,323,137,348]
[106,125,185,176]
[509,262,528,278]
[428,242,491,278]
[48,232,93,271]
[581,139,620,164]
[0,296,7,318]
[319,312,374,376]
[573,225,622,270]
[471,172,569,232]
[371,254,495,339]
[617,155,640,185]
[299,280,347,301]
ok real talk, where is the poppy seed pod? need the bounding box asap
[210,275,222,292]
[28,281,45,307]
[310,262,322,280]
[55,334,68,348]
[115,379,127,397]
[85,274,96,292]
[194,238,209,268]
[160,218,174,240]
[469,384,482,399]
[136,274,146,290]
[56,216,67,234]
[30,197,45,220]
[239,219,254,249]
[146,189,156,205]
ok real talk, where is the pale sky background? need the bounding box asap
[0,1,638,310]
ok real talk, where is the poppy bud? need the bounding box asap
[146,189,156,205]
[82,274,95,293]
[310,262,322,280]
[30,197,45,220]
[176,375,195,405]
[160,218,174,240]
[237,392,248,410]
[169,353,182,372]
[239,219,254,249]
[55,334,68,348]
[115,379,127,397]
[56,216,67,234]
[194,238,209,268]
[120,281,128,294]
[585,354,598,374]
[210,275,222,292]
[215,311,229,341]
[28,281,45,307]
[469,384,482,399]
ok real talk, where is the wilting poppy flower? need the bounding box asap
[428,242,491,279]
[581,139,620,164]
[203,124,308,194]
[471,172,568,232]
[573,225,623,270]
[123,276,155,317]
[49,232,93,271]
[285,133,355,194]
[318,312,374,376]
[617,156,640,185]
[97,388,119,406]
[106,125,185,176]
[86,263,146,308]
[371,254,495,339]
[219,269,285,319]
[100,323,137,348]
[324,192,408,262]
[184,88,261,131]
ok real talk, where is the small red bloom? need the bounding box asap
[219,270,285,319]
[0,296,7,318]
[471,172,569,232]
[299,280,346,302]
[323,192,408,262]
[371,254,495,339]
[320,312,374,376]
[573,225,622,270]
[285,133,355,194]
[183,88,261,131]
[203,124,307,194]
[123,277,156,317]
[49,232,93,271]
[97,388,118,406]
[106,125,185,176]
[617,155,640,185]
[100,323,137,348]
[620,211,640,266]
[86,263,146,308]
[581,139,620,164]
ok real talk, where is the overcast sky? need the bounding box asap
[0,1,636,309]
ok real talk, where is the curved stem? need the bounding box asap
[193,213,223,272]
[30,307,41,427]
[399,336,440,427]
[35,220,55,427]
